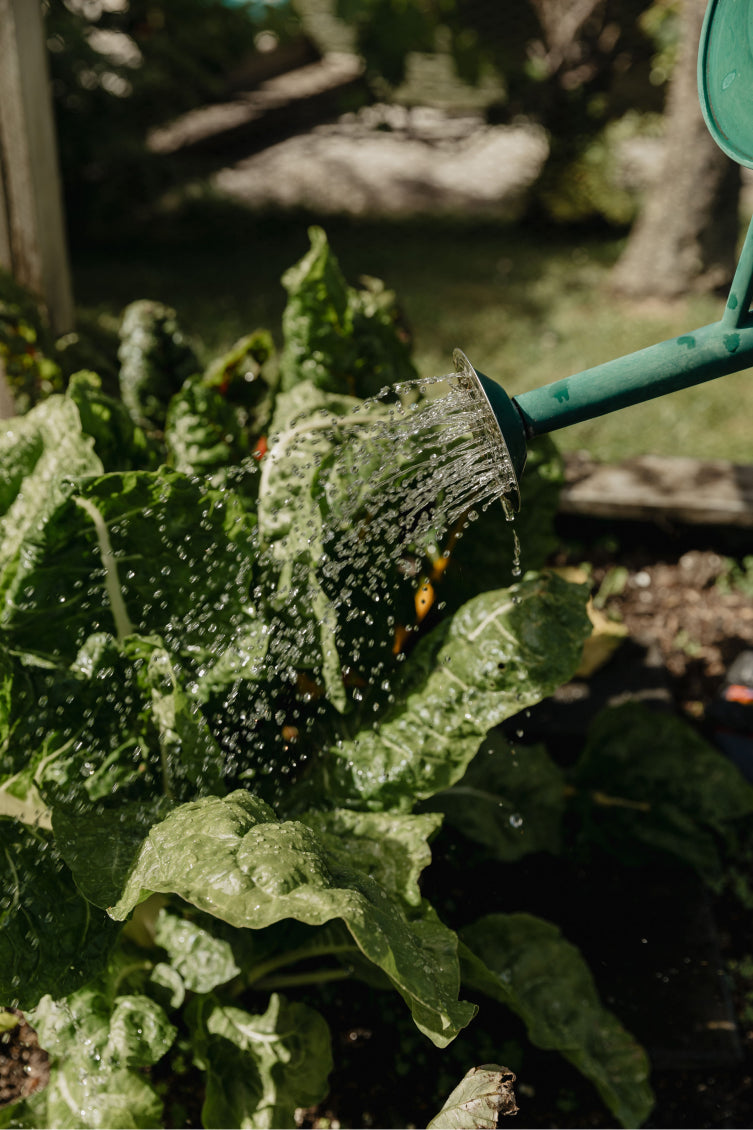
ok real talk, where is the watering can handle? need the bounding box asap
[724,215,753,327]
[510,216,753,438]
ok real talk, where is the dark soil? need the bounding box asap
[0,1011,49,1110]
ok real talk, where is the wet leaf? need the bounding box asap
[301,808,443,907]
[110,790,476,1047]
[19,986,175,1130]
[2,469,256,666]
[67,371,154,472]
[460,914,653,1129]
[258,381,407,712]
[428,1064,518,1129]
[164,376,249,478]
[315,571,590,810]
[154,907,240,994]
[0,820,119,1009]
[188,992,332,1130]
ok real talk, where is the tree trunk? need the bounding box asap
[611,0,740,300]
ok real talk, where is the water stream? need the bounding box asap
[221,366,519,793]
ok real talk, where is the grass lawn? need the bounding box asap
[71,198,750,463]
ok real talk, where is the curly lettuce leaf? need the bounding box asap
[110,790,475,1047]
[311,572,590,811]
[460,914,654,1129]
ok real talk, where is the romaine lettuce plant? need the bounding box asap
[0,228,660,1129]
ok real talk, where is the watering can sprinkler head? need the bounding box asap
[455,0,753,514]
[452,350,526,511]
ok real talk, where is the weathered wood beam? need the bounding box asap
[561,453,753,527]
[0,0,73,334]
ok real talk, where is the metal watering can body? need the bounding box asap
[468,0,753,498]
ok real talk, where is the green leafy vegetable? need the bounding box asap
[279,226,416,397]
[0,820,118,1009]
[313,572,590,810]
[428,1064,518,1129]
[19,986,175,1129]
[570,703,753,881]
[0,229,675,1129]
[188,993,332,1130]
[422,730,566,860]
[118,300,199,429]
[154,908,240,994]
[110,790,476,1047]
[461,914,654,1129]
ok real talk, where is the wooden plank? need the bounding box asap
[0,359,14,419]
[0,0,73,334]
[560,453,753,527]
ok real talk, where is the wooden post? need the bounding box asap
[0,0,74,336]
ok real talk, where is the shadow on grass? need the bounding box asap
[70,193,623,361]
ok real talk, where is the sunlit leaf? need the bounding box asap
[314,572,590,810]
[428,1064,518,1129]
[110,790,476,1047]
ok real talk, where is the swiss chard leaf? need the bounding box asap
[460,914,654,1129]
[0,395,102,609]
[110,790,476,1047]
[257,381,413,712]
[421,731,566,861]
[279,227,417,398]
[428,1064,518,1129]
[311,572,590,811]
[164,377,249,478]
[202,329,278,436]
[569,702,753,881]
[67,371,154,472]
[118,299,199,429]
[188,992,332,1130]
[2,469,256,666]
[0,819,119,1009]
[301,808,442,907]
[154,907,240,995]
[279,227,354,395]
[15,987,176,1130]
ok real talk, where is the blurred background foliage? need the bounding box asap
[45,0,681,236]
[4,0,750,461]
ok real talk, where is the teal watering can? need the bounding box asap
[463,0,753,504]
